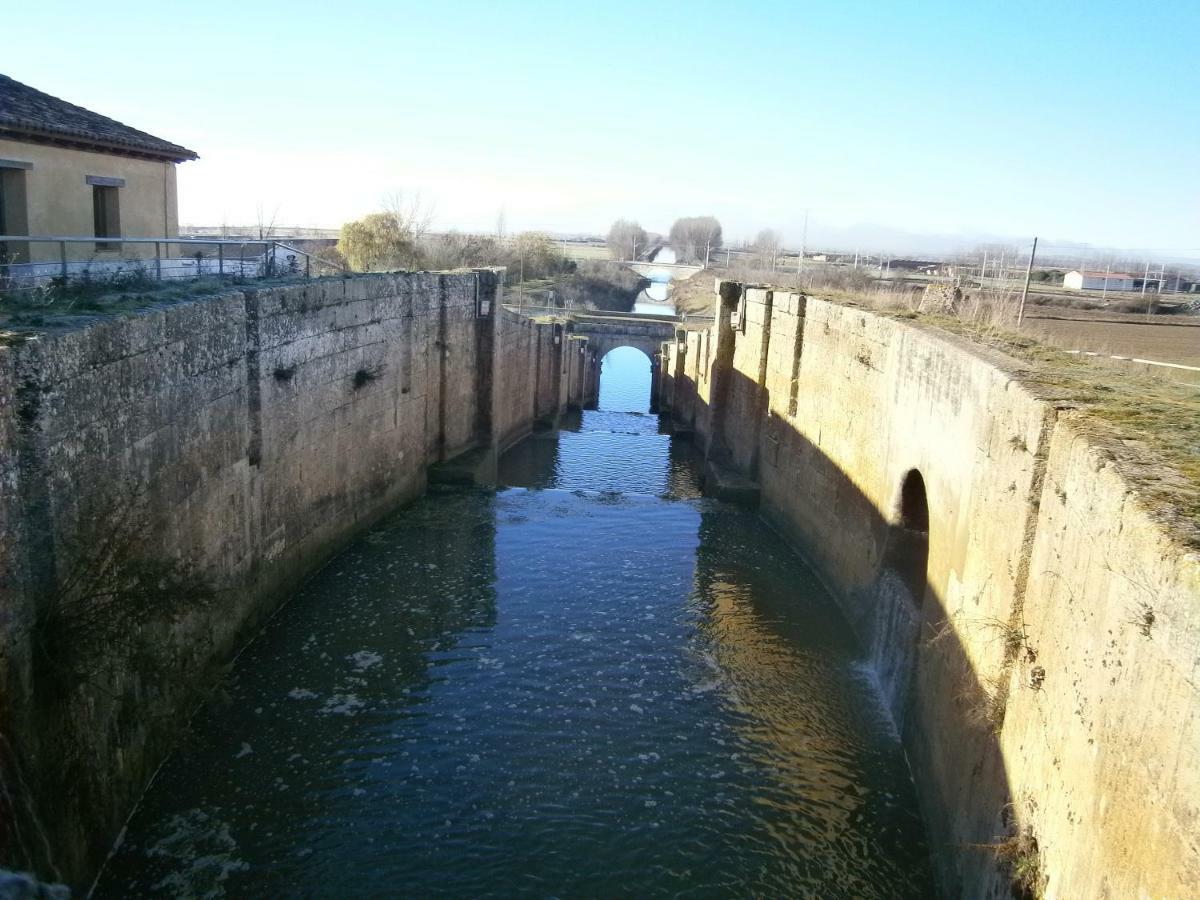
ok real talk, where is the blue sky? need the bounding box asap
[6,0,1199,255]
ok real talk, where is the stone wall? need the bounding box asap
[495,308,544,451]
[534,323,562,423]
[661,282,1200,899]
[0,271,575,889]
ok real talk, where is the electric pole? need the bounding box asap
[1017,237,1038,328]
[800,209,809,274]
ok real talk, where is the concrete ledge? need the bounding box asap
[703,460,760,506]
[428,446,497,487]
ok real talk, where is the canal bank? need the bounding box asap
[663,282,1200,899]
[2,270,1196,897]
[94,348,934,897]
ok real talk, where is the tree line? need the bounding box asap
[334,198,573,282]
[336,200,740,276]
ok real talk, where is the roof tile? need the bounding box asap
[0,74,197,162]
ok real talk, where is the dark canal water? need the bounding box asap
[94,347,934,898]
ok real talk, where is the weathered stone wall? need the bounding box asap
[495,308,540,451]
[663,282,1200,899]
[0,270,564,889]
[563,337,597,409]
[534,323,561,423]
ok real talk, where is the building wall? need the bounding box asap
[1064,271,1135,291]
[664,282,1200,899]
[0,138,180,263]
[0,270,563,890]
[1082,275,1133,290]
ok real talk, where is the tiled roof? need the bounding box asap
[0,74,197,162]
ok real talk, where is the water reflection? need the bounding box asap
[95,327,932,898]
[633,246,678,315]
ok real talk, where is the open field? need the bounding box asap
[560,241,612,261]
[1023,308,1200,372]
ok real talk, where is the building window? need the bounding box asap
[0,165,31,265]
[93,184,121,251]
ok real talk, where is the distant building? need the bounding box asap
[0,73,197,265]
[884,259,941,274]
[1063,270,1135,291]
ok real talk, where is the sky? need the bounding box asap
[5,0,1199,257]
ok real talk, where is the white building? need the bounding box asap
[1063,270,1136,291]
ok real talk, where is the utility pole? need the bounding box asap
[800,209,809,274]
[1017,236,1038,328]
[980,249,988,288]
[1143,260,1153,318]
[1101,260,1112,301]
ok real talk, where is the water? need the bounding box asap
[95,349,934,898]
[633,246,678,315]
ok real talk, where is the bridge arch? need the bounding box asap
[568,314,677,413]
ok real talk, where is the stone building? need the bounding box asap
[0,73,196,265]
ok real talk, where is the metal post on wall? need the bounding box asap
[218,243,224,277]
[59,240,67,278]
[155,242,162,280]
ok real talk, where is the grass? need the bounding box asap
[915,312,1200,543]
[0,269,324,331]
[508,261,647,314]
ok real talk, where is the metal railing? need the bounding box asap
[0,234,346,298]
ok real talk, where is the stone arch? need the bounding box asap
[868,468,931,731]
[885,469,930,607]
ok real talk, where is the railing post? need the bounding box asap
[218,243,224,277]
[305,252,311,279]
[59,241,67,278]
[155,242,162,280]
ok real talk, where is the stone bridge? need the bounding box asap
[569,311,679,360]
[616,260,705,283]
[567,310,709,411]
[504,307,698,410]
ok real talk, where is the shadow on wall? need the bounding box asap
[683,365,1040,900]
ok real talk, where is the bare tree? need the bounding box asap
[668,216,723,265]
[606,219,649,260]
[255,201,280,241]
[752,228,783,269]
